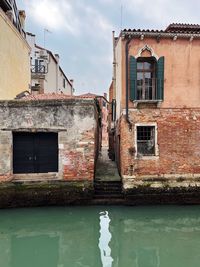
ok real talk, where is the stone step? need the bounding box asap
[94,184,122,189]
[94,191,122,197]
[95,188,122,193]
[94,181,122,185]
[94,193,124,199]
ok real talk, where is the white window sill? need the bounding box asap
[135,155,159,160]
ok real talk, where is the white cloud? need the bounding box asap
[24,0,80,35]
[82,5,113,41]
[23,0,114,40]
[123,0,199,29]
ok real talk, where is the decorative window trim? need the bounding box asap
[135,44,159,60]
[134,122,159,159]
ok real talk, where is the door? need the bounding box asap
[13,132,58,174]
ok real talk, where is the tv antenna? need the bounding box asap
[44,28,52,48]
[120,4,123,30]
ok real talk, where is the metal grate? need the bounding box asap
[31,65,46,74]
[136,78,157,100]
[137,126,155,156]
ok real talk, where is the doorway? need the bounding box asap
[13,132,58,174]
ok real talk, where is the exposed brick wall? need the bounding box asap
[119,108,200,179]
[0,99,99,182]
[0,131,12,182]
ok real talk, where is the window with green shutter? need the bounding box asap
[129,56,164,101]
[129,56,137,101]
[156,57,164,100]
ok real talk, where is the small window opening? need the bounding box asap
[137,126,155,156]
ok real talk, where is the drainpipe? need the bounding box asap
[125,37,134,130]
[55,54,60,93]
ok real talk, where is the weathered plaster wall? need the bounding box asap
[119,109,200,190]
[119,37,200,109]
[0,99,97,182]
[0,9,30,99]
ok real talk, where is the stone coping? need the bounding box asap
[0,98,95,107]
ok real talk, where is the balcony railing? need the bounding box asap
[31,65,47,74]
[136,78,162,101]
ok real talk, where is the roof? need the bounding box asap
[122,23,200,36]
[165,23,200,33]
[21,93,81,101]
[77,93,98,98]
[77,93,109,103]
[26,32,35,37]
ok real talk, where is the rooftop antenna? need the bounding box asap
[120,4,123,30]
[44,28,52,48]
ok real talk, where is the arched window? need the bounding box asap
[129,56,164,102]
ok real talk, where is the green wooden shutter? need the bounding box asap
[157,56,165,100]
[129,56,137,100]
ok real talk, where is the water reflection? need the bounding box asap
[0,206,200,266]
[98,211,113,267]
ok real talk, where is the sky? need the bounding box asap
[16,0,200,95]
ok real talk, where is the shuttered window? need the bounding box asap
[129,56,164,101]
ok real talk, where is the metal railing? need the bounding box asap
[31,65,46,74]
[136,78,160,101]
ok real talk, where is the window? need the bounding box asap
[137,57,156,100]
[137,126,155,156]
[63,78,66,88]
[111,99,116,121]
[33,59,45,73]
[129,56,164,102]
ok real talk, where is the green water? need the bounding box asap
[0,206,200,267]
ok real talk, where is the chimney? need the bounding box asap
[70,79,74,86]
[6,10,14,23]
[31,84,40,95]
[70,79,74,95]
[55,54,60,63]
[19,10,26,30]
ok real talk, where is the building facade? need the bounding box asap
[110,24,200,197]
[0,1,30,99]
[0,96,101,206]
[26,33,73,95]
[78,93,109,148]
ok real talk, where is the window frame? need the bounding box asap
[136,57,157,101]
[63,78,66,88]
[134,123,159,159]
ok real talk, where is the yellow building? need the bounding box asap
[0,5,30,99]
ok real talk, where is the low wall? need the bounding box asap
[0,98,98,182]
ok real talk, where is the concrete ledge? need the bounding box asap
[0,180,94,208]
[124,186,200,205]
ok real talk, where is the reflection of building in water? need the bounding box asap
[0,208,102,267]
[98,211,113,267]
[11,235,59,267]
[2,207,200,267]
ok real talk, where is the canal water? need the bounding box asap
[0,206,200,267]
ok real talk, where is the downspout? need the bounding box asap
[125,37,133,130]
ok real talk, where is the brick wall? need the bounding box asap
[118,108,200,188]
[0,99,99,182]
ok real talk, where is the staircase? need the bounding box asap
[93,181,124,204]
[93,147,124,204]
